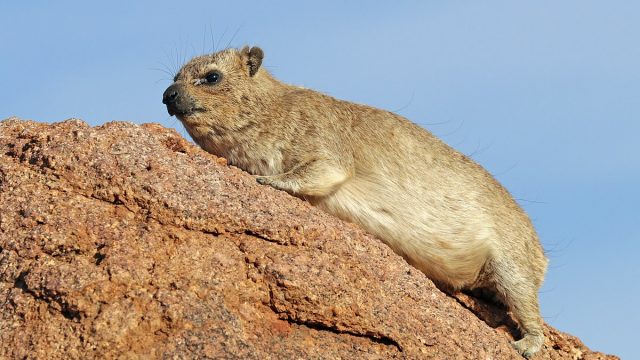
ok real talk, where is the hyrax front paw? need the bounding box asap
[254,175,298,195]
[255,175,271,185]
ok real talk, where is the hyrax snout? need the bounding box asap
[163,46,549,358]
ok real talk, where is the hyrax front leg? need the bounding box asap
[256,159,351,197]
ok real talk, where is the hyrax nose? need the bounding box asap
[162,84,180,105]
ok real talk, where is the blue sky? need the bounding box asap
[1,1,638,357]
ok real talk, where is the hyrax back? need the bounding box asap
[162,46,549,358]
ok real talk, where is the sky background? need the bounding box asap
[1,1,638,357]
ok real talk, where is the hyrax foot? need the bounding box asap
[512,333,544,358]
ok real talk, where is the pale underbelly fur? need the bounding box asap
[314,176,494,289]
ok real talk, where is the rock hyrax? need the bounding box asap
[162,46,548,358]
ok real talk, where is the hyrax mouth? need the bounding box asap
[167,107,203,117]
[162,83,199,117]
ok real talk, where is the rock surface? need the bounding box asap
[0,118,616,359]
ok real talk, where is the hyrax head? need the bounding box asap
[162,46,264,128]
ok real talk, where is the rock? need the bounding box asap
[0,118,617,359]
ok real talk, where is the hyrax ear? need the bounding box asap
[241,46,264,77]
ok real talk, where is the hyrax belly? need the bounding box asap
[313,170,494,288]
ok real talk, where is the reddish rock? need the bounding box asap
[0,118,617,359]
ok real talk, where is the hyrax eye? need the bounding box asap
[205,71,222,84]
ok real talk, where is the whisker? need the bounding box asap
[149,66,174,78]
[492,162,518,176]
[154,77,172,84]
[416,120,454,126]
[217,26,229,51]
[201,24,207,55]
[226,26,242,49]
[210,24,216,53]
[467,140,494,159]
[515,198,547,204]
[441,118,466,137]
[390,91,415,113]
[190,43,198,59]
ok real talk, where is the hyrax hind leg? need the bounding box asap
[492,262,545,358]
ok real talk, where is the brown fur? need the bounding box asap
[164,46,549,357]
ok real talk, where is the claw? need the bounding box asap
[255,176,269,185]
